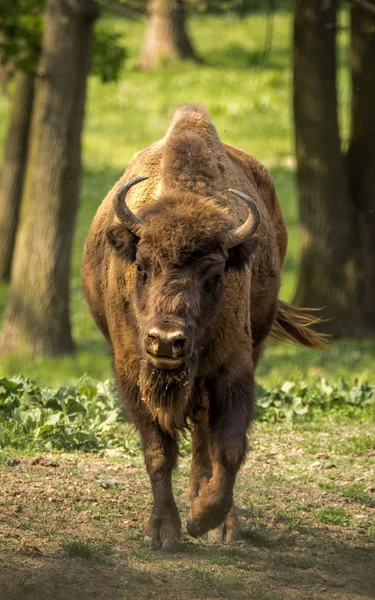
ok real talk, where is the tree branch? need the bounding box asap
[347,0,375,16]
[326,22,374,33]
[264,0,276,60]
[95,0,146,19]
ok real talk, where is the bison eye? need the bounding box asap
[204,273,223,290]
[136,264,149,284]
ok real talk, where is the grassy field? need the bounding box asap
[0,11,374,599]
[1,10,373,386]
[0,377,374,599]
[1,418,374,599]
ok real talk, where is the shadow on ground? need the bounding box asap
[1,523,374,600]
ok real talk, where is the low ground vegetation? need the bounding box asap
[0,413,374,599]
[1,377,374,598]
[0,376,374,453]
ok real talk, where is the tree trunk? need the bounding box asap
[0,70,34,282]
[292,0,363,337]
[346,4,375,335]
[0,0,99,356]
[0,61,14,92]
[139,0,198,69]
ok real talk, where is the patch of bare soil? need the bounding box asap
[0,423,374,600]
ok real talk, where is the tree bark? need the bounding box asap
[0,61,14,92]
[292,0,364,337]
[139,0,198,69]
[0,0,99,356]
[0,70,34,282]
[347,4,375,335]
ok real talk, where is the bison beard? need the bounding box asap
[138,358,198,437]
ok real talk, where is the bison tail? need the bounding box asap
[270,300,329,350]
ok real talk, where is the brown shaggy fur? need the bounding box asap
[82,104,326,545]
[138,358,197,437]
[138,195,233,266]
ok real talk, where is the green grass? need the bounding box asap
[342,484,375,507]
[315,507,350,527]
[61,539,112,561]
[61,539,97,559]
[1,419,374,600]
[0,10,373,387]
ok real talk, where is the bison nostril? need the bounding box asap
[146,333,159,352]
[172,337,186,351]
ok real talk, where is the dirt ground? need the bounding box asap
[1,422,374,600]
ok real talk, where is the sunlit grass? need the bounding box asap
[0,10,372,387]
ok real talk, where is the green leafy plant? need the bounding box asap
[0,376,138,453]
[0,376,374,453]
[91,22,127,83]
[256,378,375,422]
[0,2,126,81]
[0,0,44,71]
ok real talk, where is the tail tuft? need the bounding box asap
[270,300,329,350]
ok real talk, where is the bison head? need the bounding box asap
[106,177,260,433]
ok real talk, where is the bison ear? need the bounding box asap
[106,225,138,262]
[226,235,259,270]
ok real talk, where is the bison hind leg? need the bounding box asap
[206,503,240,543]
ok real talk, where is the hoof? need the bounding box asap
[207,525,224,543]
[161,538,179,553]
[186,518,200,538]
[144,506,181,550]
[144,535,161,549]
[225,528,240,543]
[207,527,240,544]
[144,535,179,552]
[206,503,240,543]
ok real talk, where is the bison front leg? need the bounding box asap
[187,413,240,544]
[186,406,212,505]
[187,369,254,539]
[137,417,181,552]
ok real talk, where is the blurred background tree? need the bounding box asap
[0,0,126,283]
[0,0,100,355]
[293,0,375,337]
[0,0,126,356]
[0,0,42,282]
[347,0,375,336]
[137,0,283,69]
[139,0,198,68]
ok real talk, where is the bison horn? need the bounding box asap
[224,189,261,249]
[113,176,148,235]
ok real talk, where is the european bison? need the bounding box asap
[82,105,325,551]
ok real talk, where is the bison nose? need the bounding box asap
[146,328,187,359]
